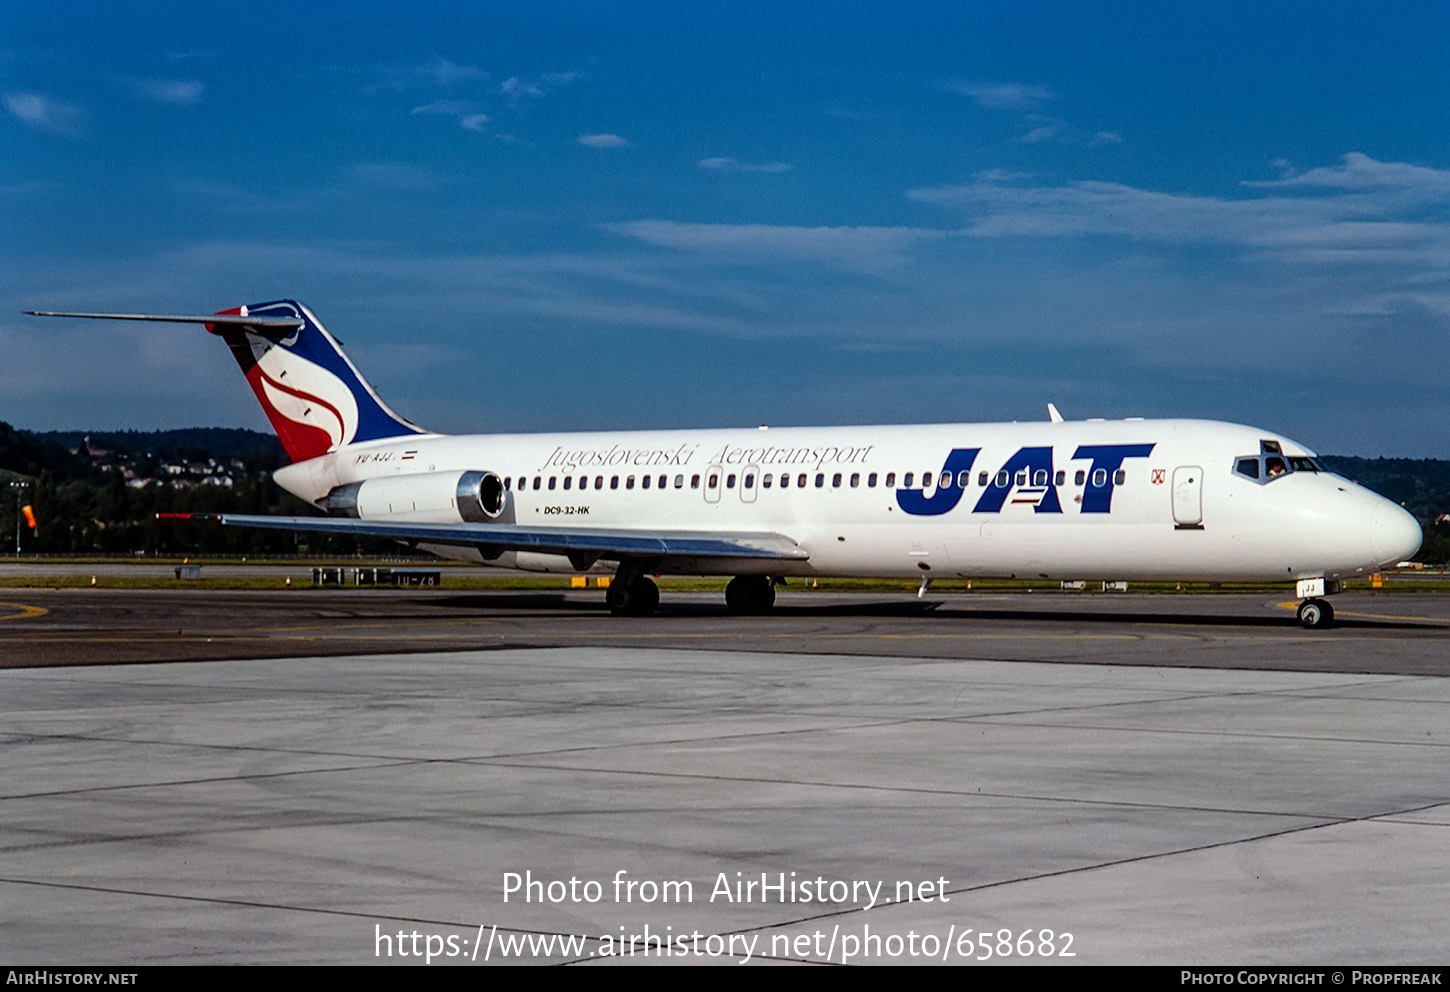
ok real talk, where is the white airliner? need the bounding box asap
[29,299,1422,627]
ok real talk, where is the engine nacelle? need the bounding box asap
[318,470,506,524]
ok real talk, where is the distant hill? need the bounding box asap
[0,422,104,482]
[1317,456,1450,522]
[25,427,285,474]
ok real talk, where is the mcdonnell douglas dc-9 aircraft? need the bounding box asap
[29,300,1422,627]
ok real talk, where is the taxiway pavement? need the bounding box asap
[2,590,1448,964]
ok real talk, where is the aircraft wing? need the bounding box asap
[162,513,809,564]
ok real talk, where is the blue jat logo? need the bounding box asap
[895,444,1155,516]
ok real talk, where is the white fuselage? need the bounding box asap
[271,418,1422,583]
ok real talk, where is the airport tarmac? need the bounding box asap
[2,589,1449,964]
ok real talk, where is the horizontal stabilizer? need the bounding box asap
[26,310,304,332]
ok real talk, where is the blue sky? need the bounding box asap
[4,1,1449,456]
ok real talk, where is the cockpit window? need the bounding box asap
[1234,452,1324,484]
[1260,440,1282,454]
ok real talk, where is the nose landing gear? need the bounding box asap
[1294,577,1340,629]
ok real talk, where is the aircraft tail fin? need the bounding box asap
[27,300,431,463]
[211,300,429,462]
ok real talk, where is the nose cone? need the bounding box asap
[1371,500,1422,566]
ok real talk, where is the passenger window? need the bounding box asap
[885,472,895,487]
[815,473,825,488]
[780,474,790,489]
[504,477,511,490]
[868,472,877,487]
[996,470,1009,487]
[708,473,718,488]
[1114,469,1126,485]
[1054,470,1065,486]
[744,473,755,488]
[978,471,988,487]
[563,476,572,490]
[690,474,700,488]
[578,476,587,490]
[832,472,842,487]
[641,475,650,489]
[626,476,635,489]
[611,476,619,490]
[726,474,736,488]
[957,470,970,488]
[798,474,808,488]
[596,476,604,489]
[1015,471,1027,486]
[1033,469,1047,487]
[1074,470,1085,486]
[675,474,684,488]
[763,473,773,488]
[940,471,952,489]
[904,472,914,488]
[850,472,860,488]
[659,474,667,488]
[1091,468,1107,487]
[533,477,542,490]
[548,477,557,490]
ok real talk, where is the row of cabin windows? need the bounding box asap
[500,468,1130,493]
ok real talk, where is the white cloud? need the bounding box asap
[1247,152,1450,194]
[579,133,628,148]
[411,100,489,131]
[499,71,585,100]
[344,162,440,191]
[498,76,543,99]
[698,157,793,174]
[909,155,1450,268]
[943,81,1054,110]
[364,57,489,94]
[419,56,489,86]
[605,219,947,271]
[4,92,82,135]
[129,78,204,105]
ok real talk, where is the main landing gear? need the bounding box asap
[604,569,779,616]
[606,571,659,616]
[1294,577,1340,630]
[725,575,776,614]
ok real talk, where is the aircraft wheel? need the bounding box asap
[607,576,659,616]
[1297,598,1334,629]
[606,581,632,615]
[725,576,775,614]
[630,577,660,616]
